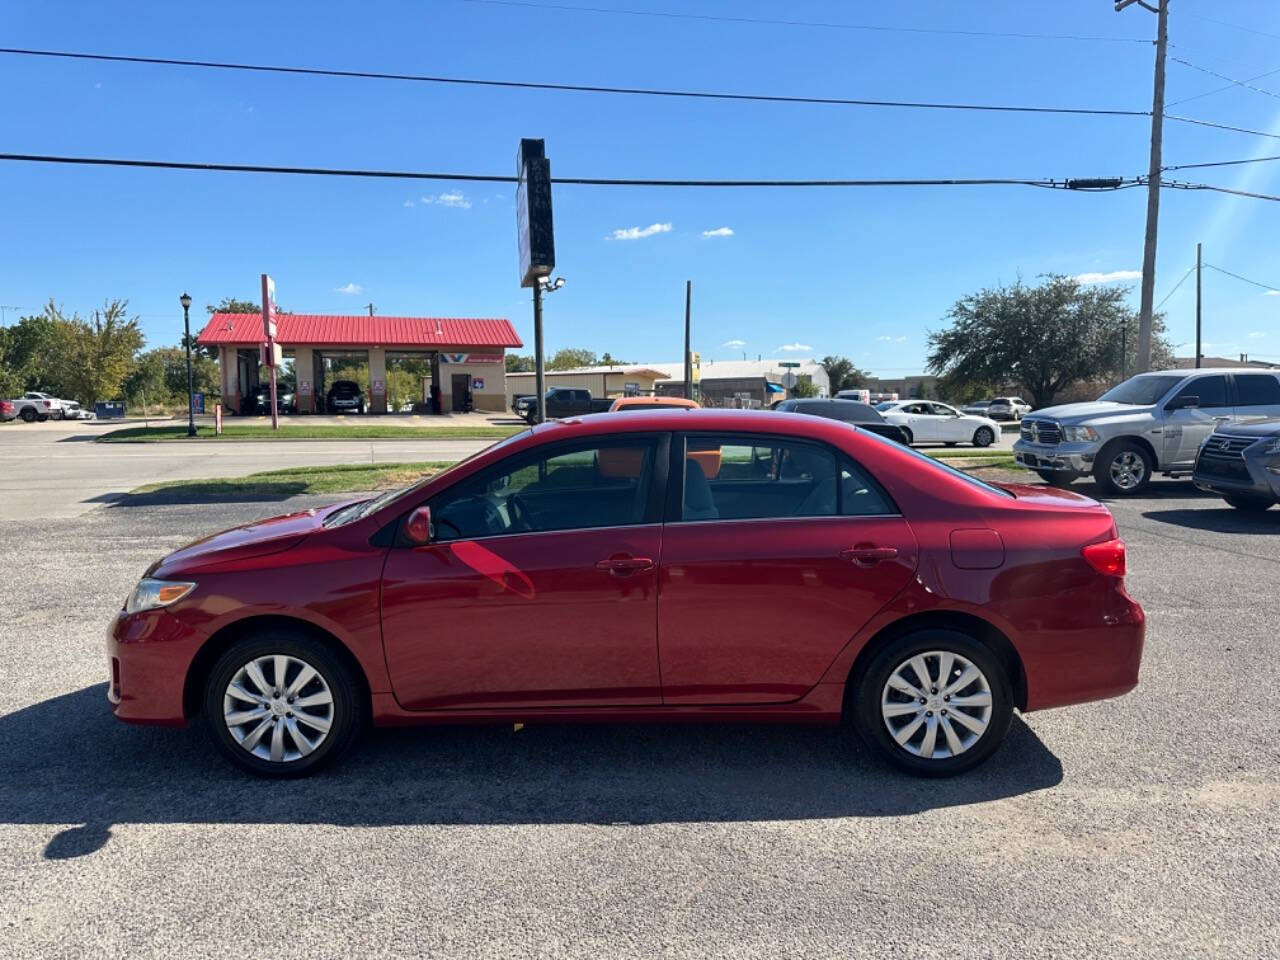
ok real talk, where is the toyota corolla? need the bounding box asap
[108,409,1144,778]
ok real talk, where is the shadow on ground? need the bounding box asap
[1143,505,1280,534]
[4,685,1063,859]
[88,484,311,507]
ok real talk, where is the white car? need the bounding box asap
[876,400,1002,447]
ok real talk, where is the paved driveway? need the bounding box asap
[0,478,1276,958]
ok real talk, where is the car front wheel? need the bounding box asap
[852,629,1013,777]
[1094,441,1153,496]
[203,631,364,777]
[972,426,995,447]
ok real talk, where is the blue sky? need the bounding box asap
[2,0,1278,375]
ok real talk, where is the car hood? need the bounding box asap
[1217,417,1280,438]
[152,505,345,576]
[1026,400,1153,423]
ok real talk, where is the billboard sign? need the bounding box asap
[261,274,277,340]
[516,139,555,288]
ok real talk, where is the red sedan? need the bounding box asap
[108,409,1144,777]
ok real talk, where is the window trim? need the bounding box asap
[667,431,900,524]
[390,432,670,546]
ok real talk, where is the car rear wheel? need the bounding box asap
[1094,441,1153,496]
[1224,494,1274,512]
[203,631,364,777]
[20,408,36,422]
[851,629,1013,777]
[972,426,995,447]
[900,427,914,445]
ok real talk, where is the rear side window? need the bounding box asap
[1170,375,1229,409]
[1235,374,1280,406]
[679,434,895,521]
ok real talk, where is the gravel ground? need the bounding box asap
[1,479,1277,959]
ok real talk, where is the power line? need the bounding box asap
[1154,265,1195,311]
[461,0,1155,43]
[1180,12,1280,42]
[1162,154,1280,172]
[0,152,1126,189]
[1167,62,1280,107]
[1203,263,1280,293]
[1163,114,1280,141]
[1162,179,1280,202]
[1169,56,1280,103]
[0,47,1150,118]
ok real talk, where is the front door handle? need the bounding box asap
[596,556,654,573]
[840,546,899,565]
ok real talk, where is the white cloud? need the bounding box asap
[722,339,746,348]
[610,222,672,241]
[422,191,472,209]
[334,282,363,295]
[403,199,416,208]
[777,343,812,352]
[895,336,908,342]
[876,335,893,342]
[1266,290,1280,296]
[702,227,734,237]
[1072,270,1142,284]
[1248,331,1267,338]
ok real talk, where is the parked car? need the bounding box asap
[0,400,16,422]
[326,380,365,414]
[108,409,1144,778]
[1192,418,1280,512]
[878,400,1001,447]
[251,386,297,414]
[987,397,1032,421]
[60,401,93,420]
[960,399,993,416]
[7,392,58,422]
[514,387,613,423]
[1012,368,1280,495]
[609,396,699,412]
[774,398,909,444]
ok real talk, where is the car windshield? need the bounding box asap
[1098,374,1184,405]
[323,429,533,528]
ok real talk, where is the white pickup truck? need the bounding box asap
[6,391,65,422]
[1012,368,1280,495]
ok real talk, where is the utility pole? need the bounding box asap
[533,283,546,423]
[366,302,375,316]
[683,281,692,400]
[1195,242,1202,368]
[1117,0,1169,373]
[1121,314,1128,380]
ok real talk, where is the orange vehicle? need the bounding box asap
[607,395,699,413]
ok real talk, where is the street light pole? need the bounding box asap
[180,291,196,437]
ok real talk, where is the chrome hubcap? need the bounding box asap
[1110,451,1146,490]
[881,651,993,759]
[223,654,333,763]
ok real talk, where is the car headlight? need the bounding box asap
[1062,425,1099,443]
[1265,438,1280,455]
[125,578,196,614]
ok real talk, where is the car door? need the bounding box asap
[1163,374,1232,467]
[656,432,918,704]
[1231,372,1280,424]
[929,403,968,441]
[894,402,934,441]
[380,434,668,710]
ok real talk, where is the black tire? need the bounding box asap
[850,629,1014,777]
[1224,494,1274,512]
[20,408,36,423]
[202,630,365,778]
[900,427,914,446]
[972,427,995,448]
[1093,440,1153,496]
[1036,470,1077,488]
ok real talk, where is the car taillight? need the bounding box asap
[1082,537,1126,577]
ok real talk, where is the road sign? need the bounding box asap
[778,361,801,368]
[516,139,555,288]
[782,371,797,389]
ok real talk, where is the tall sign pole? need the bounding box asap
[516,139,556,424]
[261,273,280,430]
[1117,0,1169,373]
[683,281,692,401]
[1195,242,1202,368]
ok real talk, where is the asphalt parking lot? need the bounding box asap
[1,477,1277,958]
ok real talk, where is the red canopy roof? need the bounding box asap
[197,313,522,349]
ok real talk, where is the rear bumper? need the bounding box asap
[107,608,206,726]
[1020,582,1145,712]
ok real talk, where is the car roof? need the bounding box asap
[610,396,699,409]
[529,407,867,440]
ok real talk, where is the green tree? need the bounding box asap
[819,355,869,393]
[790,375,819,398]
[41,299,145,408]
[0,313,61,392]
[505,354,535,373]
[547,348,598,370]
[926,275,1174,409]
[600,352,630,366]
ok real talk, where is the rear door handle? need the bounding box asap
[596,556,654,573]
[840,546,899,565]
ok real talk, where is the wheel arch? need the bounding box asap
[842,610,1027,714]
[182,614,373,721]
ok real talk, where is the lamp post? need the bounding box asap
[180,291,196,437]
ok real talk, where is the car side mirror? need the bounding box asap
[405,505,433,545]
[1168,395,1200,411]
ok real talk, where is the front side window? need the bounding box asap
[930,403,960,416]
[1235,374,1280,407]
[1170,375,1229,409]
[680,435,895,521]
[431,438,657,540]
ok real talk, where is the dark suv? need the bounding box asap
[773,398,909,444]
[1193,419,1280,512]
[326,380,365,414]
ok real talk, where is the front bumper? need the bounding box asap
[107,608,207,726]
[1193,449,1280,501]
[1012,440,1098,475]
